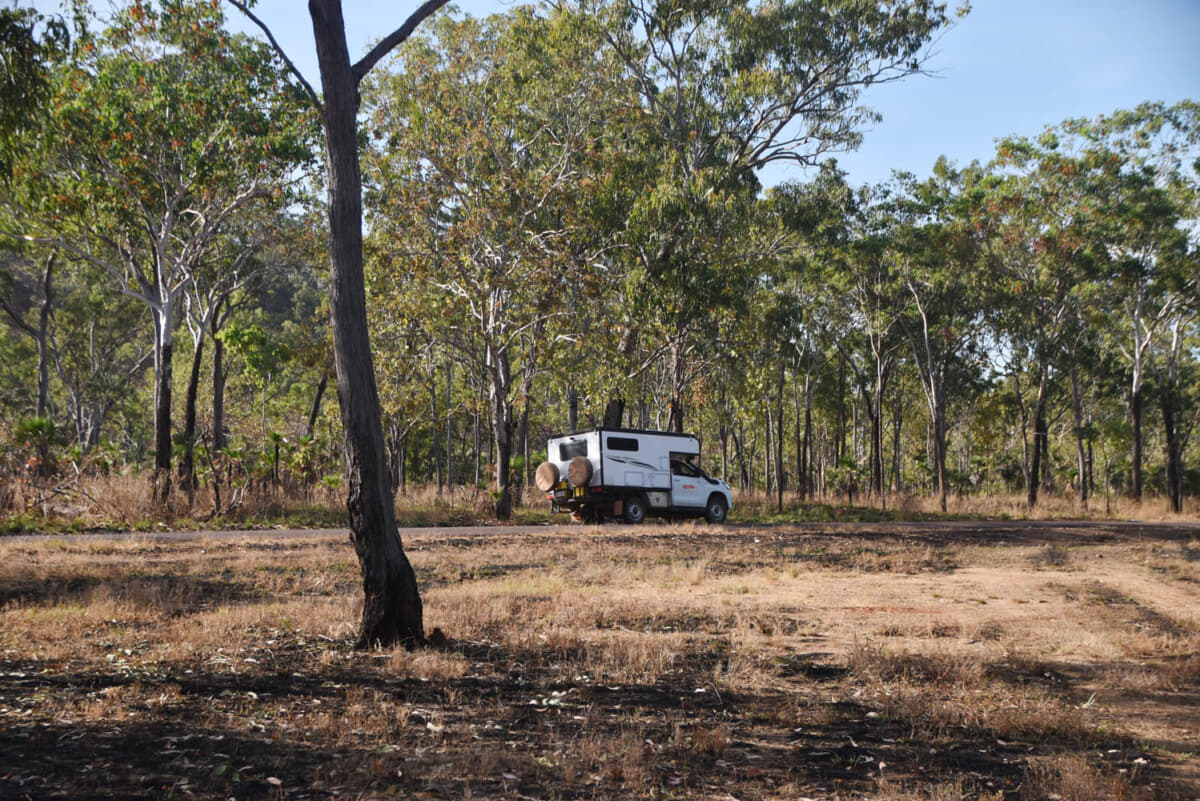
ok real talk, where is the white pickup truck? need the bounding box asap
[534,427,733,524]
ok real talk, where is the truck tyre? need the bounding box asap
[567,456,593,487]
[705,494,728,524]
[623,494,647,524]
[534,461,560,492]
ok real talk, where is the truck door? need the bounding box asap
[670,456,706,509]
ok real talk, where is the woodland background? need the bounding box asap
[1,0,1197,527]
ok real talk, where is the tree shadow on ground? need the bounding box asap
[2,632,1195,800]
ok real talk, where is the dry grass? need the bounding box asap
[1,521,1197,799]
[735,488,1200,522]
[7,467,1200,536]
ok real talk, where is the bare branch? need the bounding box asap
[227,0,324,113]
[352,0,451,82]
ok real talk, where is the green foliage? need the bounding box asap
[0,7,70,176]
[0,0,1196,522]
[222,324,291,387]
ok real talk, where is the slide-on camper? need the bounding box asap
[534,428,733,524]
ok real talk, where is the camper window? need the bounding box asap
[559,441,588,461]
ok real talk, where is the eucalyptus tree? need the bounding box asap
[985,102,1199,508]
[569,0,961,431]
[771,163,862,497]
[1060,102,1199,509]
[6,1,314,501]
[810,172,912,500]
[1,7,70,423]
[888,160,989,511]
[363,8,630,518]
[980,129,1109,509]
[0,6,69,177]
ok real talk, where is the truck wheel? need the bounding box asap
[623,494,647,524]
[705,495,728,524]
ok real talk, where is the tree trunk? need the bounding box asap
[429,378,443,494]
[212,316,227,452]
[567,385,578,432]
[310,0,425,648]
[152,311,174,504]
[891,392,903,496]
[667,339,685,433]
[603,398,625,428]
[513,403,529,505]
[445,357,454,488]
[764,400,774,495]
[802,372,814,500]
[35,252,55,419]
[473,400,481,486]
[1130,386,1143,501]
[180,335,204,496]
[487,343,514,520]
[1028,368,1049,510]
[775,359,785,513]
[1160,376,1183,514]
[932,398,947,513]
[306,367,329,439]
[732,425,748,491]
[1068,366,1088,505]
[492,397,513,520]
[1011,366,1032,507]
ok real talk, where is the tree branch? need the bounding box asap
[227,0,324,113]
[352,0,451,82]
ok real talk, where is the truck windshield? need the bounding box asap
[559,441,588,460]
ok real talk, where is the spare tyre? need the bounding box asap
[567,455,593,487]
[534,461,560,492]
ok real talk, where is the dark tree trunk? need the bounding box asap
[667,341,685,433]
[152,323,173,504]
[429,379,443,494]
[775,360,785,513]
[835,357,846,464]
[667,398,684,433]
[933,403,947,512]
[869,402,883,501]
[764,400,774,495]
[513,403,529,505]
[802,388,814,500]
[0,251,56,422]
[732,425,749,491]
[212,316,227,451]
[1068,366,1088,505]
[1028,379,1049,510]
[1130,386,1143,501]
[793,372,803,498]
[602,399,625,428]
[1160,381,1182,513]
[180,336,204,495]
[493,398,514,520]
[35,252,55,419]
[385,418,403,494]
[306,367,329,439]
[487,344,514,520]
[309,0,437,648]
[567,385,579,432]
[445,357,454,488]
